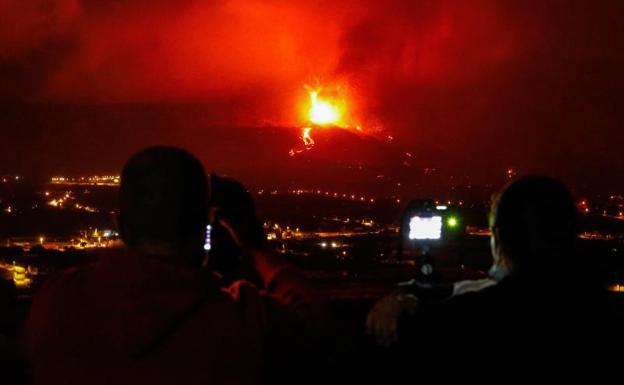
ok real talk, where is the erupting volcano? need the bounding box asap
[290,86,354,157]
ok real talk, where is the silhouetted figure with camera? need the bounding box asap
[373,176,616,378]
[206,174,266,284]
[23,147,328,385]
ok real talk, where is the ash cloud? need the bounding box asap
[0,1,531,105]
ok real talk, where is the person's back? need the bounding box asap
[26,250,261,385]
[23,147,328,385]
[410,269,612,349]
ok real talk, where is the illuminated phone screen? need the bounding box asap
[204,224,212,251]
[408,216,442,240]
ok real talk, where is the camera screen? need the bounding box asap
[408,216,442,240]
[204,224,212,251]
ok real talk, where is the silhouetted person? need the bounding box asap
[23,147,328,385]
[206,174,266,282]
[372,176,616,377]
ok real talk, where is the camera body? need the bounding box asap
[399,199,464,284]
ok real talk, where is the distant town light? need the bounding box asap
[609,284,624,293]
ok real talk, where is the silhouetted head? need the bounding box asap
[489,176,577,278]
[118,147,208,266]
[209,174,257,220]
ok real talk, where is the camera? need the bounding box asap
[399,199,464,285]
[408,215,443,240]
[400,199,463,248]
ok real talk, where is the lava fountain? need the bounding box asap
[290,86,347,156]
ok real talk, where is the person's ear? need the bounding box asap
[495,227,515,269]
[492,227,500,245]
[490,227,503,260]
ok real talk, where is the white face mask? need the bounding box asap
[488,263,509,282]
[489,232,510,281]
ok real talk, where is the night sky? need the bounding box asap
[1,0,623,193]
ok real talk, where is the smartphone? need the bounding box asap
[204,224,212,251]
[205,173,215,253]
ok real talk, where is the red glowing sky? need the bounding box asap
[1,0,623,192]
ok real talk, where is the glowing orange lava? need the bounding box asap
[302,127,315,147]
[289,127,316,157]
[290,86,350,156]
[308,91,342,125]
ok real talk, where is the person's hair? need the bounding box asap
[118,146,208,253]
[489,176,578,274]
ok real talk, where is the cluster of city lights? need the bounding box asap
[264,223,303,241]
[319,241,344,249]
[1,175,21,183]
[263,217,385,242]
[7,228,120,252]
[0,261,32,289]
[579,196,624,219]
[256,188,382,203]
[255,189,472,207]
[46,191,98,213]
[288,190,375,203]
[11,264,31,288]
[285,189,377,203]
[46,191,71,207]
[608,284,624,293]
[50,176,120,186]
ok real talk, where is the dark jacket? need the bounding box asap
[397,271,618,374]
[23,249,328,385]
